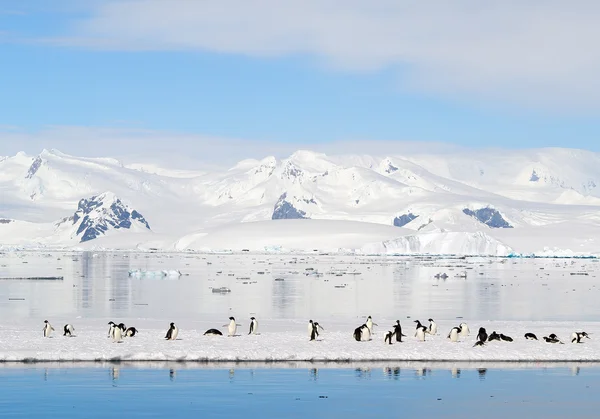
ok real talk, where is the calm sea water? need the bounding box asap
[0,364,597,418]
[0,251,598,322]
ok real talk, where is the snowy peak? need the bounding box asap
[272,192,313,220]
[63,192,151,242]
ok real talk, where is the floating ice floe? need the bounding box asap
[128,269,182,278]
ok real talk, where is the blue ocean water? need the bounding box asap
[0,365,597,418]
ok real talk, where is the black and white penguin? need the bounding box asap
[414,320,427,341]
[427,319,438,335]
[543,336,562,344]
[204,328,223,336]
[112,324,123,343]
[309,320,323,341]
[248,317,258,335]
[448,326,460,342]
[487,331,501,342]
[118,323,127,334]
[477,327,488,343]
[548,333,564,344]
[384,331,394,345]
[354,324,371,342]
[308,320,315,340]
[499,333,513,342]
[226,317,237,337]
[125,327,138,337]
[165,322,178,340]
[43,320,54,338]
[63,324,75,337]
[366,316,378,334]
[473,340,485,347]
[107,321,116,338]
[353,325,363,342]
[392,320,406,342]
[571,331,590,343]
[459,322,470,337]
[524,332,538,340]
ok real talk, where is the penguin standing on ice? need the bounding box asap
[248,317,258,335]
[366,316,378,334]
[414,320,427,342]
[165,322,178,340]
[354,326,363,342]
[225,317,238,337]
[308,320,316,340]
[477,327,488,343]
[107,321,116,338]
[459,322,470,337]
[354,324,371,342]
[392,320,406,342]
[384,331,394,345]
[125,327,138,337]
[112,324,123,343]
[571,332,590,343]
[524,332,538,340]
[43,320,54,338]
[118,323,127,334]
[63,324,75,337]
[427,319,438,335]
[448,326,460,342]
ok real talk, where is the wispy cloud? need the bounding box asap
[41,0,600,111]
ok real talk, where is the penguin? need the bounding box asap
[459,322,470,337]
[204,328,223,336]
[384,331,394,345]
[112,324,123,343]
[414,321,426,342]
[366,316,378,334]
[226,317,237,337]
[392,320,406,342]
[314,322,324,337]
[477,327,488,343]
[118,323,126,334]
[43,320,54,338]
[353,325,363,342]
[63,324,75,337]
[543,336,562,344]
[308,320,315,340]
[448,326,460,342]
[548,333,564,344]
[500,333,513,342]
[487,331,501,342]
[165,322,178,340]
[473,340,485,347]
[354,324,371,342]
[248,317,258,335]
[524,332,538,340]
[571,331,590,343]
[427,319,438,335]
[125,327,138,337]
[107,321,116,338]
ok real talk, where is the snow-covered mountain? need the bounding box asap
[2,147,600,255]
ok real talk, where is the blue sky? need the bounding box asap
[1,1,600,160]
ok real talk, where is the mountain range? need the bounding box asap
[1,148,600,256]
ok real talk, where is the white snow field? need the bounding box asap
[2,148,600,256]
[0,319,598,363]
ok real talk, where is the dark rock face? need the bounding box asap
[529,170,540,182]
[463,207,513,228]
[26,156,43,179]
[393,213,418,227]
[272,193,309,220]
[70,193,151,242]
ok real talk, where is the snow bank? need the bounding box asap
[128,269,182,278]
[1,320,598,363]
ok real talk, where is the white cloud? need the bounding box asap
[46,0,600,110]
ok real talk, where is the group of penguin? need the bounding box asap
[42,316,591,346]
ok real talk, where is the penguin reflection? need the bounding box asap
[309,368,319,381]
[169,369,176,382]
[477,368,487,380]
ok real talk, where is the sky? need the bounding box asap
[1,0,600,165]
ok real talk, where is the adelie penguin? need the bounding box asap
[204,328,223,336]
[125,327,138,337]
[107,321,116,338]
[118,323,127,334]
[248,317,259,335]
[384,331,394,345]
[571,331,590,343]
[353,324,371,342]
[459,322,470,337]
[366,316,378,334]
[427,319,438,335]
[414,320,427,341]
[524,332,538,340]
[165,322,178,341]
[308,320,324,341]
[473,340,485,347]
[43,320,55,338]
[448,326,460,342]
[499,333,513,342]
[543,334,563,344]
[63,324,75,337]
[477,327,488,343]
[224,317,238,337]
[392,320,406,342]
[112,323,123,343]
[487,331,501,342]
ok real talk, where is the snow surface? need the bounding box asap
[3,148,600,256]
[0,319,598,362]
